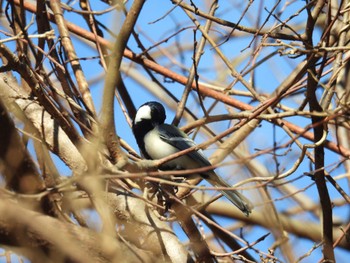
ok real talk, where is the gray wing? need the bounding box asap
[157,124,211,167]
[158,124,252,216]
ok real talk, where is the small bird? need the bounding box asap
[132,101,252,216]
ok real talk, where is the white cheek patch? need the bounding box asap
[135,105,152,124]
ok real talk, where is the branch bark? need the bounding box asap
[100,0,145,163]
[0,198,152,263]
[0,73,86,174]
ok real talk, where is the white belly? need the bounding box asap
[144,129,199,170]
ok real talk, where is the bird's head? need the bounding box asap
[133,101,166,127]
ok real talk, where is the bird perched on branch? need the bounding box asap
[132,101,252,216]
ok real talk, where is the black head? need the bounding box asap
[133,101,166,128]
[132,101,166,149]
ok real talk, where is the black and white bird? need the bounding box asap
[132,101,251,216]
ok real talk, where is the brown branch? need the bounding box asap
[49,0,96,116]
[79,0,109,70]
[0,198,152,263]
[0,73,87,174]
[201,210,256,261]
[106,192,191,262]
[304,1,335,261]
[172,1,218,126]
[100,0,145,163]
[35,1,92,136]
[171,197,214,263]
[0,99,43,194]
[0,42,82,147]
[207,201,350,250]
[171,0,304,41]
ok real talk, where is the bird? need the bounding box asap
[132,101,252,216]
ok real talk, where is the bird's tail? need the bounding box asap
[206,172,252,216]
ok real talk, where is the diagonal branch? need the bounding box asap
[100,0,145,163]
